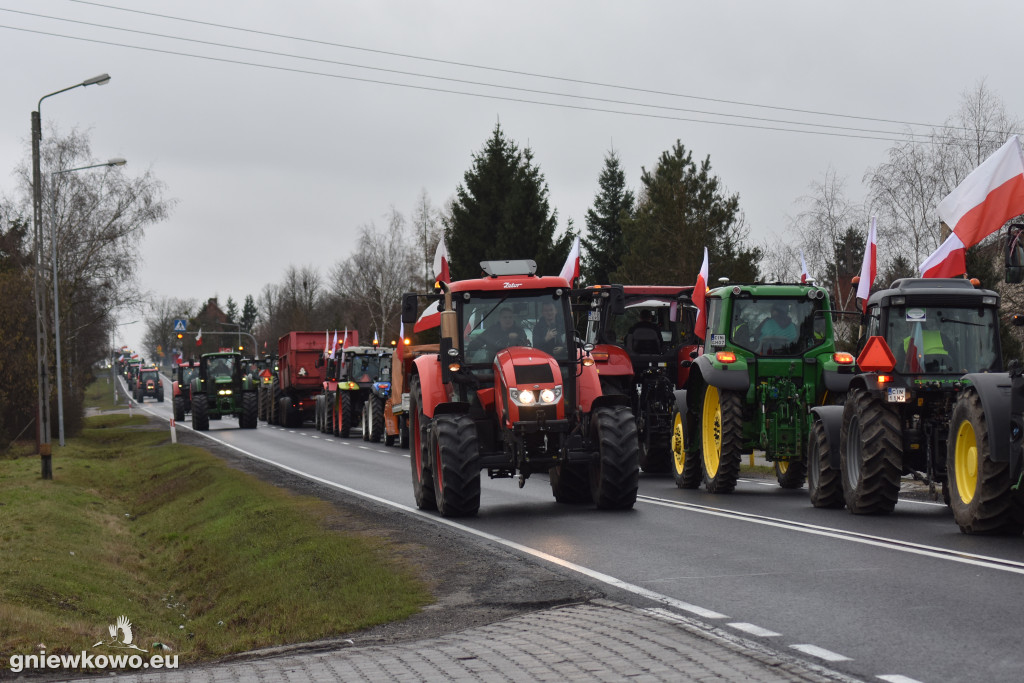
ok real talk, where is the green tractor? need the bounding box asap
[674,282,855,492]
[189,351,259,431]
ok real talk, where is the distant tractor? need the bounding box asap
[189,351,259,431]
[677,282,854,493]
[337,345,392,442]
[134,365,165,403]
[402,259,639,517]
[172,360,199,421]
[574,285,700,473]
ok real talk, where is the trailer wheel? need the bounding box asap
[947,389,1024,535]
[840,388,901,514]
[807,418,844,508]
[589,406,640,510]
[239,391,258,429]
[550,463,593,503]
[369,395,385,443]
[700,385,743,493]
[339,391,353,438]
[409,377,436,510]
[192,394,210,431]
[432,414,481,517]
[173,395,185,422]
[670,406,702,489]
[774,459,807,489]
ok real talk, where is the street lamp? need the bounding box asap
[32,73,110,479]
[51,159,127,446]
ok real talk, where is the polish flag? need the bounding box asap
[907,323,925,373]
[921,135,1024,277]
[692,247,709,340]
[856,218,877,313]
[413,300,441,333]
[324,329,330,356]
[330,330,338,359]
[396,320,405,363]
[433,240,450,284]
[558,235,581,287]
[799,250,810,283]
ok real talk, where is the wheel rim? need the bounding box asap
[843,414,861,486]
[777,461,789,475]
[702,386,722,477]
[671,411,685,475]
[954,420,979,504]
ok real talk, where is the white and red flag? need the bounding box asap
[921,135,1024,277]
[907,322,925,373]
[433,239,450,284]
[799,250,810,283]
[558,235,581,287]
[856,217,877,313]
[330,330,338,359]
[692,247,709,340]
[414,300,440,333]
[396,320,405,363]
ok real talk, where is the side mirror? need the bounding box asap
[608,288,626,315]
[401,293,419,324]
[1006,224,1024,284]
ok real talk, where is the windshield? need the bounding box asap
[350,355,381,382]
[463,292,571,364]
[885,305,999,374]
[207,356,235,379]
[730,297,827,356]
[582,297,697,353]
[140,370,158,381]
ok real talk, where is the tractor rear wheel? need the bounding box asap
[324,392,335,434]
[840,388,901,514]
[239,391,258,429]
[670,406,702,489]
[369,396,385,442]
[700,385,743,493]
[192,394,210,431]
[173,395,185,422]
[314,396,322,431]
[339,392,353,438]
[408,377,436,510]
[551,463,593,504]
[361,403,370,441]
[432,414,481,517]
[947,389,1024,535]
[589,406,640,510]
[774,459,807,489]
[807,418,844,508]
[257,386,266,421]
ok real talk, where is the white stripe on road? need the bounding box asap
[877,676,925,683]
[727,622,781,637]
[790,644,851,662]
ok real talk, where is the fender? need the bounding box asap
[591,343,633,378]
[961,373,1014,464]
[412,354,448,418]
[590,393,630,411]
[577,356,605,413]
[809,405,844,469]
[694,354,749,392]
[823,368,854,394]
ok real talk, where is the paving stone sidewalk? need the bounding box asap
[65,600,861,683]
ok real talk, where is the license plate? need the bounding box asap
[887,387,907,403]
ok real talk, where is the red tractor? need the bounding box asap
[401,260,640,517]
[172,360,200,421]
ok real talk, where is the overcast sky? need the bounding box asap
[3,0,1023,351]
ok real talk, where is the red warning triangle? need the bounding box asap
[857,335,896,372]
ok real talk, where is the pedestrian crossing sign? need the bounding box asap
[173,319,187,332]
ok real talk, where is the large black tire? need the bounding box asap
[408,377,436,510]
[807,418,844,508]
[157,389,164,403]
[173,395,185,422]
[670,406,702,489]
[191,393,210,431]
[775,459,807,489]
[638,440,671,474]
[239,391,258,429]
[589,406,640,510]
[360,403,370,442]
[339,391,353,438]
[432,413,481,517]
[278,396,293,428]
[369,395,385,443]
[399,415,410,450]
[947,389,1024,535]
[700,385,744,493]
[550,463,593,504]
[314,396,323,432]
[839,388,901,514]
[258,386,267,421]
[324,392,335,435]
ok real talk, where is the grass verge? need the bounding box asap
[0,376,431,670]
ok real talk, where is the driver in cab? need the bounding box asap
[759,302,798,343]
[473,307,528,353]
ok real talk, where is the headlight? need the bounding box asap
[218,389,233,396]
[540,386,562,403]
[519,389,536,405]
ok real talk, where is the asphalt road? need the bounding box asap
[130,374,1024,683]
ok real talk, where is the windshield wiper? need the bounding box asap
[940,316,984,327]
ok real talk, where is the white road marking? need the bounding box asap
[727,622,781,637]
[791,644,851,662]
[877,676,925,683]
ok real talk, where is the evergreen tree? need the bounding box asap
[615,141,760,285]
[444,124,573,280]
[240,294,258,333]
[225,296,238,323]
[581,149,634,284]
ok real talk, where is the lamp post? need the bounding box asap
[32,73,110,478]
[51,159,127,446]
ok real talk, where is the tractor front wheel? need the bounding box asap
[339,392,353,438]
[670,406,702,489]
[840,388,901,514]
[807,418,843,508]
[239,391,258,429]
[192,394,210,431]
[700,385,743,493]
[589,406,640,510]
[432,414,481,517]
[369,395,385,442]
[324,393,335,434]
[551,463,593,504]
[173,395,185,422]
[947,389,1023,535]
[361,402,370,441]
[774,459,807,489]
[408,377,436,510]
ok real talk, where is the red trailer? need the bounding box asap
[274,331,328,427]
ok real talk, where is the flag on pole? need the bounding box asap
[340,326,348,366]
[558,235,581,287]
[433,239,450,284]
[330,330,338,359]
[856,218,877,313]
[396,320,405,363]
[921,135,1024,277]
[907,322,925,373]
[324,329,330,356]
[414,300,441,333]
[799,250,810,284]
[196,328,203,343]
[693,247,709,340]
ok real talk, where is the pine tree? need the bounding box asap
[581,150,634,284]
[240,295,258,333]
[225,296,238,323]
[615,140,760,285]
[444,123,573,280]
